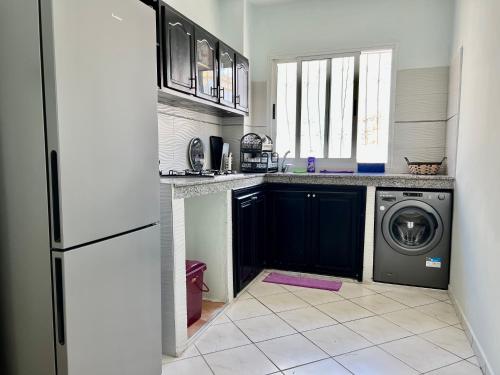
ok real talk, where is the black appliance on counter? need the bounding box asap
[240,133,279,173]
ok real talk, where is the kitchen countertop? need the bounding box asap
[160,174,265,199]
[160,172,454,199]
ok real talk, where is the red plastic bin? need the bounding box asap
[186,260,209,327]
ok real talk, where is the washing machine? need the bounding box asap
[374,190,452,289]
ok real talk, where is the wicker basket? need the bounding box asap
[405,157,446,175]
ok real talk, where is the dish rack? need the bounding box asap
[405,157,446,175]
[240,133,279,173]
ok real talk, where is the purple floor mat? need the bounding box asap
[262,272,342,291]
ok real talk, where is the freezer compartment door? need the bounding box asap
[41,0,159,248]
[52,225,161,375]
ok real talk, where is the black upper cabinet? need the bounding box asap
[162,6,195,94]
[218,42,236,108]
[194,27,218,102]
[235,53,249,113]
[157,3,249,115]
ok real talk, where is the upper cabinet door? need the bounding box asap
[162,6,195,94]
[218,42,236,108]
[235,53,249,112]
[194,27,218,102]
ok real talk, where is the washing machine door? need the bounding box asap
[382,200,443,256]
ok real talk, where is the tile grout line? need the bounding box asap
[419,358,473,374]
[235,274,357,373]
[198,350,217,375]
[373,324,467,372]
[417,329,473,360]
[375,343,429,374]
[167,271,463,374]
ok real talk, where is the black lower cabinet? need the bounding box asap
[310,190,365,279]
[232,187,266,296]
[268,184,366,281]
[270,190,309,269]
[232,184,366,296]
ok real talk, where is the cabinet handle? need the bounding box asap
[235,95,240,105]
[307,194,311,198]
[312,194,316,198]
[54,258,65,345]
[251,196,258,200]
[219,86,224,99]
[50,151,61,242]
[189,77,196,89]
[210,86,217,97]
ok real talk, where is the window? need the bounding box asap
[274,49,392,163]
[357,50,392,163]
[276,62,297,157]
[300,59,327,158]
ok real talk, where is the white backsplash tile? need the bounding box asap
[157,103,244,172]
[395,92,448,122]
[396,67,449,97]
[388,66,449,173]
[392,121,446,149]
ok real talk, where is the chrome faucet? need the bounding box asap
[281,150,291,173]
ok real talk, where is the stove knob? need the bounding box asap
[438,194,446,200]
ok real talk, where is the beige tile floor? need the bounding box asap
[162,270,483,375]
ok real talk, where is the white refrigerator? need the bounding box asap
[0,0,161,374]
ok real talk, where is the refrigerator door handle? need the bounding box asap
[54,257,66,345]
[50,150,61,243]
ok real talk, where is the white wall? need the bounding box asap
[445,48,463,177]
[185,192,230,302]
[161,1,455,170]
[157,104,243,172]
[158,104,222,172]
[247,0,454,170]
[164,0,246,53]
[249,0,455,81]
[390,67,449,174]
[449,1,500,373]
[164,0,221,38]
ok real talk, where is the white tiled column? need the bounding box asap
[160,185,188,356]
[362,186,376,282]
[225,190,234,302]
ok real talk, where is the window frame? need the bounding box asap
[270,47,396,166]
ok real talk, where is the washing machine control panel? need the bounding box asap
[380,195,396,202]
[403,192,423,197]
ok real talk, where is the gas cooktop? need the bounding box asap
[160,169,238,178]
